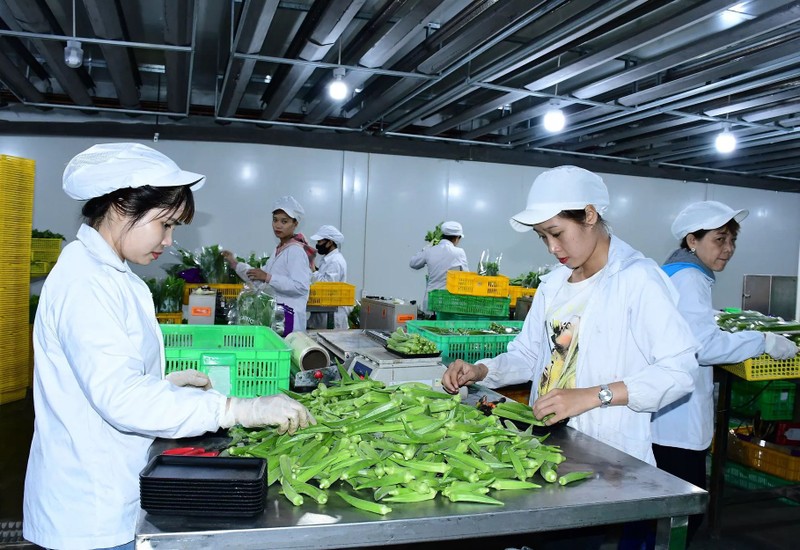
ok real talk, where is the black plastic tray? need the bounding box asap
[141,504,265,518]
[140,455,266,483]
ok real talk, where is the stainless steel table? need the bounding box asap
[136,426,706,549]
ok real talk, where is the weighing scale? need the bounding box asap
[314,329,447,387]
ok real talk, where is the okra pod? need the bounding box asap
[293,481,329,504]
[336,491,392,515]
[383,489,438,503]
[280,479,304,506]
[540,461,558,483]
[489,479,542,490]
[445,491,504,506]
[558,471,594,485]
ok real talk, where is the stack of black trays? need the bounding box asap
[140,455,267,517]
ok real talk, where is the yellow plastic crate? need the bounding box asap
[30,261,55,278]
[720,354,800,381]
[30,238,62,263]
[156,312,183,324]
[182,283,244,305]
[308,282,356,306]
[728,428,800,482]
[446,271,510,297]
[508,285,536,307]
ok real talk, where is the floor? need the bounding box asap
[2,390,799,549]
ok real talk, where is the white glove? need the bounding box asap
[220,394,316,434]
[764,333,798,360]
[166,369,212,390]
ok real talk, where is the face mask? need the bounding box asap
[315,242,329,255]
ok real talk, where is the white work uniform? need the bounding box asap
[409,240,468,311]
[479,236,699,465]
[308,248,351,329]
[235,242,311,332]
[651,267,765,450]
[24,224,228,550]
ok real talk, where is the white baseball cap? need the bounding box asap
[441,220,464,237]
[272,195,305,221]
[310,225,344,246]
[510,165,609,232]
[671,200,749,241]
[63,142,205,200]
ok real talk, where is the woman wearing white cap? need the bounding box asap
[223,195,313,333]
[24,144,314,550]
[651,200,798,541]
[308,224,351,329]
[409,220,469,313]
[442,165,699,466]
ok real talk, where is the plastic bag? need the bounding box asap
[478,250,503,276]
[231,285,276,327]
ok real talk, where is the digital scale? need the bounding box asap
[314,329,447,387]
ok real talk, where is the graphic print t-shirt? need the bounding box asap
[538,269,604,396]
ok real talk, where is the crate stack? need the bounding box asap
[406,319,523,365]
[30,238,62,277]
[0,155,35,404]
[427,271,511,320]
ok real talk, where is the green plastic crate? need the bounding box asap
[161,325,291,398]
[731,379,796,421]
[405,320,523,365]
[436,311,509,321]
[724,461,798,506]
[427,289,510,318]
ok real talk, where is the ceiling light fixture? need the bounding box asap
[328,67,348,101]
[543,104,566,133]
[64,0,83,68]
[715,125,737,154]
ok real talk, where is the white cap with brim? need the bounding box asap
[510,165,609,232]
[671,200,749,241]
[310,225,344,246]
[441,220,464,237]
[272,195,305,222]
[63,142,205,200]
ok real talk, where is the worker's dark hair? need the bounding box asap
[679,218,740,250]
[442,235,460,243]
[558,208,608,231]
[82,184,196,231]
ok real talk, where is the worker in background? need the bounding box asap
[409,220,468,314]
[442,165,698,466]
[308,224,351,330]
[651,200,799,543]
[24,143,314,550]
[223,195,312,333]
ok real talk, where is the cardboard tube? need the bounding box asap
[284,332,331,371]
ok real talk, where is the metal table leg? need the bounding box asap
[654,515,688,550]
[708,367,732,538]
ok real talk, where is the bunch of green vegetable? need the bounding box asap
[509,266,553,288]
[386,328,439,355]
[421,323,520,337]
[236,252,270,269]
[424,222,444,246]
[32,229,65,240]
[144,276,185,313]
[478,250,503,276]
[197,244,236,284]
[234,287,276,327]
[716,310,800,345]
[225,371,592,514]
[348,303,361,329]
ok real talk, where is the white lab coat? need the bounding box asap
[651,266,765,450]
[409,240,469,311]
[235,241,311,332]
[24,224,228,550]
[308,249,351,329]
[479,235,699,465]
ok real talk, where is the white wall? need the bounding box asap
[3,134,799,312]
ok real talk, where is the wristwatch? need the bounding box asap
[598,384,613,408]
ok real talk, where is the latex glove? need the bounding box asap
[220,394,316,434]
[166,369,212,390]
[764,332,798,360]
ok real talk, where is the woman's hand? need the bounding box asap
[442,359,488,394]
[221,249,237,268]
[246,267,270,283]
[532,388,597,425]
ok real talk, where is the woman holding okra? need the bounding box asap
[442,165,700,467]
[23,143,313,550]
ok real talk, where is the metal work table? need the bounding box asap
[136,404,707,549]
